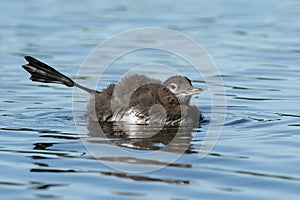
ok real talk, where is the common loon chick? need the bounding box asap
[22,56,203,125]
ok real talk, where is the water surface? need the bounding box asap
[1,0,300,199]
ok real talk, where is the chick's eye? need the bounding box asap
[170,83,177,90]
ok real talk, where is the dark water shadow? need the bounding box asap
[85,121,196,159]
[82,121,200,184]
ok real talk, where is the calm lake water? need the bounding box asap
[1,0,300,199]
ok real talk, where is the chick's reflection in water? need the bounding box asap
[87,121,197,154]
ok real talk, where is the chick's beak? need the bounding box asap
[185,87,203,96]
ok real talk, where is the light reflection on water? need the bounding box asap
[1,0,300,199]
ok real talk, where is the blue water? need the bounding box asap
[1,0,300,199]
